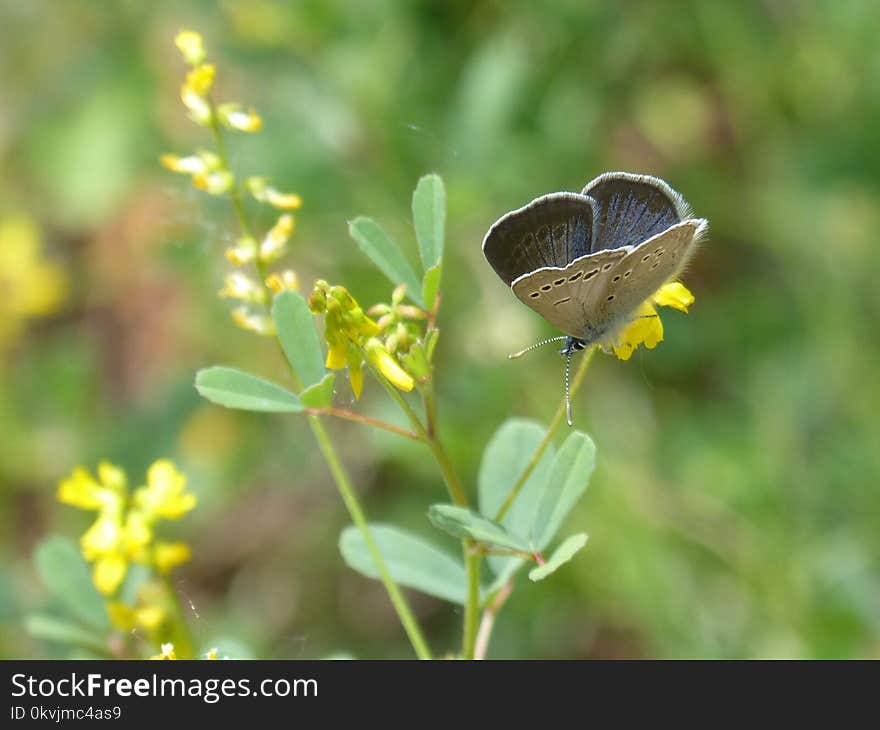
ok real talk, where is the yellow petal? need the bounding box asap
[107,601,137,631]
[154,541,192,574]
[122,510,153,554]
[265,188,302,210]
[266,270,299,294]
[134,460,196,520]
[175,30,206,66]
[219,105,263,133]
[133,604,166,630]
[366,340,414,392]
[152,642,176,660]
[81,513,123,560]
[609,303,664,361]
[57,467,104,510]
[231,307,274,336]
[325,341,348,370]
[347,350,364,400]
[93,554,127,595]
[651,281,694,312]
[97,461,127,490]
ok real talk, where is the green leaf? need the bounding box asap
[478,419,553,524]
[477,419,556,584]
[534,431,596,548]
[300,373,336,409]
[195,367,304,413]
[25,614,108,654]
[529,533,589,581]
[412,173,446,270]
[349,216,423,306]
[428,504,532,553]
[272,291,325,388]
[339,524,467,604]
[422,263,442,312]
[34,537,108,631]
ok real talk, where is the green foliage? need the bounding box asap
[348,217,424,307]
[428,504,532,553]
[529,533,589,582]
[339,525,468,604]
[534,432,596,549]
[272,291,326,388]
[300,373,336,409]
[195,367,304,412]
[33,537,108,632]
[412,174,446,272]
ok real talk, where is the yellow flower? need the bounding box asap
[192,169,234,195]
[266,269,299,295]
[181,64,215,125]
[365,338,414,392]
[218,271,265,303]
[154,542,192,574]
[309,281,388,398]
[107,600,166,632]
[0,216,66,354]
[134,460,197,521]
[225,236,257,265]
[650,281,695,312]
[218,104,263,132]
[175,30,206,66]
[160,154,207,175]
[231,306,275,336]
[151,643,177,660]
[205,648,219,660]
[607,281,695,361]
[57,460,196,595]
[259,214,295,263]
[246,177,303,210]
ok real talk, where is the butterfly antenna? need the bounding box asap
[565,351,573,427]
[508,336,568,360]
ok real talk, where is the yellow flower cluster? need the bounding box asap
[308,281,415,398]
[368,283,436,384]
[151,643,221,660]
[57,460,196,595]
[0,216,66,357]
[607,281,695,360]
[161,30,302,337]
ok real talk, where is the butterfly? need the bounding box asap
[482,171,708,424]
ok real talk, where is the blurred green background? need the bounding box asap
[2,0,879,659]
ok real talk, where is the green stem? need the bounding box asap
[206,104,430,660]
[309,414,432,660]
[494,346,596,522]
[462,550,481,659]
[420,383,481,656]
[363,357,480,657]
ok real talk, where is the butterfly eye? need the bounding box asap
[529,292,540,298]
[584,269,599,280]
[553,278,565,286]
[568,271,583,282]
[623,270,632,278]
[602,263,613,271]
[641,254,650,262]
[606,295,615,301]
[540,284,552,292]
[612,275,621,282]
